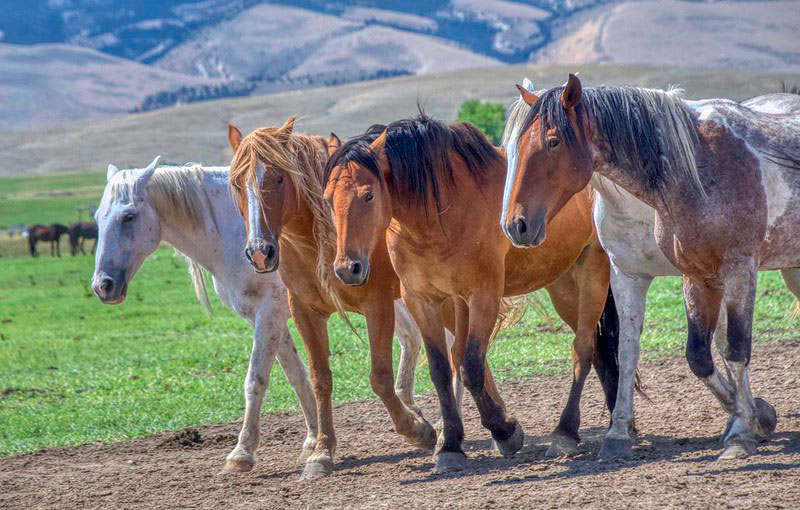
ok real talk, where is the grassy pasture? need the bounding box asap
[1,167,797,458]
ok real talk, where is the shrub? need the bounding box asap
[456,99,506,145]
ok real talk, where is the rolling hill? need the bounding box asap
[1,63,797,176]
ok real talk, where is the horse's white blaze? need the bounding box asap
[246,163,266,247]
[501,124,522,224]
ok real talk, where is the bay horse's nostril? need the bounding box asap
[350,260,362,276]
[516,217,528,235]
[266,243,276,262]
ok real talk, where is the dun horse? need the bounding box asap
[502,75,800,459]
[27,223,69,257]
[324,114,620,473]
[228,120,445,479]
[68,221,98,255]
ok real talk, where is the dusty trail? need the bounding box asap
[2,340,799,509]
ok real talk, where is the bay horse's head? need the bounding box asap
[323,127,391,287]
[502,74,592,248]
[228,118,301,273]
[92,156,162,304]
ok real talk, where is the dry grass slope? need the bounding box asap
[1,63,799,176]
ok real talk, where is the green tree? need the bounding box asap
[456,99,506,145]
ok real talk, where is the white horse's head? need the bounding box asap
[92,156,161,304]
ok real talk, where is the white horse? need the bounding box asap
[509,80,800,460]
[91,157,425,472]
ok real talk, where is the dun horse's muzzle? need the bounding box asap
[334,257,370,287]
[245,239,279,273]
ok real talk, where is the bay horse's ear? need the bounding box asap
[327,132,342,157]
[228,124,243,151]
[371,131,391,181]
[516,84,539,106]
[107,163,121,182]
[279,116,296,135]
[561,73,582,110]
[133,155,161,199]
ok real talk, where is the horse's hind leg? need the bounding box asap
[718,263,776,459]
[599,264,652,461]
[393,300,422,414]
[544,243,610,457]
[461,291,523,457]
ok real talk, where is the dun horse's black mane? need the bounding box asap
[326,113,501,212]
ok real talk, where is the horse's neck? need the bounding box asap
[158,171,236,276]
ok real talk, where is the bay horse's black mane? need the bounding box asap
[326,113,502,212]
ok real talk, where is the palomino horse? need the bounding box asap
[502,75,800,459]
[324,114,620,473]
[27,223,69,257]
[227,120,440,480]
[93,157,323,473]
[68,222,98,255]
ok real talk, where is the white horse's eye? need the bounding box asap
[122,213,136,224]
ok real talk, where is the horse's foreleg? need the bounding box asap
[462,292,523,457]
[599,264,652,461]
[393,299,422,413]
[364,298,436,451]
[223,315,279,473]
[403,294,466,474]
[719,261,776,459]
[289,295,335,480]
[274,328,318,461]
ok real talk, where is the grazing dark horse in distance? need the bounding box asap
[68,222,98,255]
[27,223,69,257]
[502,74,800,460]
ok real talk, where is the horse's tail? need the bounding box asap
[489,296,527,346]
[186,256,214,316]
[594,286,648,411]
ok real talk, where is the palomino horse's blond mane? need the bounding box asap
[229,126,352,321]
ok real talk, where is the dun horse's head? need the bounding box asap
[502,74,592,248]
[92,156,162,304]
[228,118,299,273]
[323,129,391,287]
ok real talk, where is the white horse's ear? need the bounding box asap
[107,164,120,182]
[522,77,536,93]
[133,155,161,199]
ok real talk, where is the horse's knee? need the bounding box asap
[461,338,485,395]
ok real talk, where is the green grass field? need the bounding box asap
[0,172,797,458]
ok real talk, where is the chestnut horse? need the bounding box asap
[324,114,620,473]
[228,119,441,480]
[502,75,800,459]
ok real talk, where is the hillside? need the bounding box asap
[1,64,797,176]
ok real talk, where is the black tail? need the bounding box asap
[594,286,620,413]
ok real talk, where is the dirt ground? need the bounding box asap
[2,340,799,509]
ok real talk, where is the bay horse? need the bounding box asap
[228,119,442,480]
[502,74,800,459]
[323,113,620,473]
[68,221,98,255]
[27,223,69,257]
[91,156,421,474]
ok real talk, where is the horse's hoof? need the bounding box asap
[433,451,467,474]
[719,438,756,460]
[300,456,334,480]
[492,422,524,457]
[545,434,579,458]
[754,397,777,436]
[222,456,255,473]
[409,420,437,451]
[598,437,633,462]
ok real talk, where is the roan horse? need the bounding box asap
[93,157,329,473]
[502,75,800,459]
[68,221,98,255]
[324,113,620,473]
[227,120,441,480]
[27,223,69,257]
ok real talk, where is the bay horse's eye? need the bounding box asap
[122,213,135,224]
[364,191,374,203]
[276,174,284,184]
[547,138,560,149]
